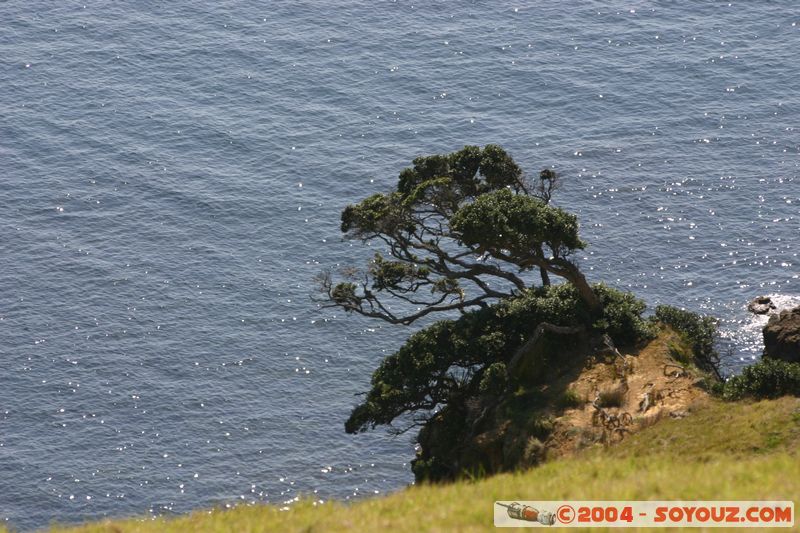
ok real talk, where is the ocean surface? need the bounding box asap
[1,1,798,530]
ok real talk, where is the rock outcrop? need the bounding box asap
[412,328,712,481]
[748,295,776,315]
[763,306,800,363]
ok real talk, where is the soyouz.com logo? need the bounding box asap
[494,501,795,528]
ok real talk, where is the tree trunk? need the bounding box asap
[539,267,551,287]
[517,255,602,314]
[562,267,602,314]
[536,245,551,286]
[545,258,603,315]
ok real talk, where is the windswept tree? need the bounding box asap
[317,146,657,480]
[320,144,601,327]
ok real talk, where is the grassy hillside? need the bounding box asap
[29,396,800,533]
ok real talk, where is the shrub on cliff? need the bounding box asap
[654,305,721,379]
[716,358,800,401]
[343,280,653,436]
[323,145,654,481]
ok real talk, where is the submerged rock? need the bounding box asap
[763,306,800,363]
[748,295,776,315]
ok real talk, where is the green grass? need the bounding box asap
[30,397,800,533]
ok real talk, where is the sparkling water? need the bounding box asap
[1,2,798,529]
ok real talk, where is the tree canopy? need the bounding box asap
[320,145,601,326]
[315,147,727,481]
[320,145,658,479]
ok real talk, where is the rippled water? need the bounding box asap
[1,2,798,530]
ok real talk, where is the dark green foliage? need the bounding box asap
[330,282,359,307]
[411,455,451,483]
[369,253,432,291]
[716,358,800,401]
[478,144,523,189]
[397,154,451,195]
[496,283,583,327]
[594,284,656,345]
[654,305,720,376]
[396,144,519,198]
[340,192,410,236]
[479,363,508,395]
[594,283,655,346]
[330,145,654,481]
[324,145,604,327]
[448,144,483,195]
[411,401,472,481]
[345,283,652,434]
[451,188,584,258]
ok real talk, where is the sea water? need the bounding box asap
[1,2,798,529]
